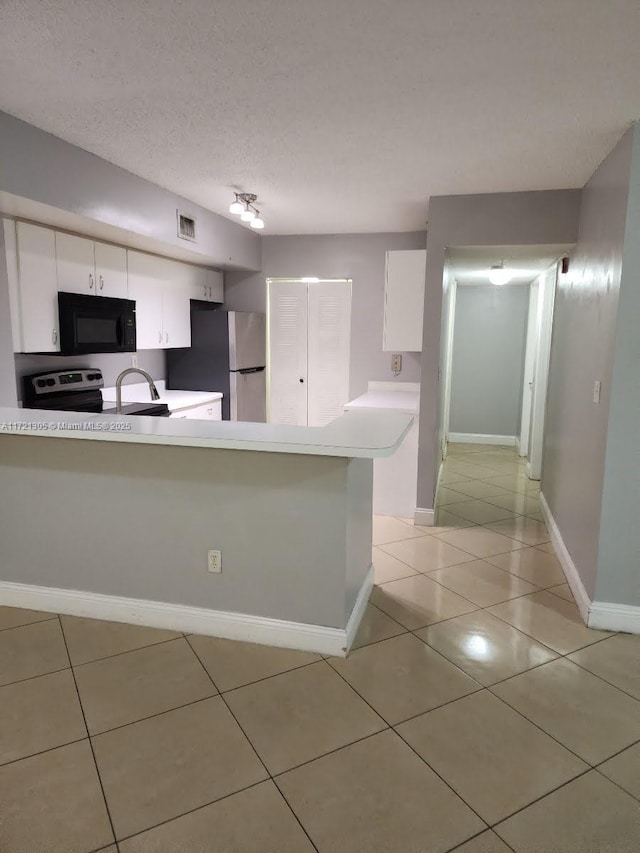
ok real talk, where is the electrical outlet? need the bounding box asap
[207,549,222,573]
[130,353,138,368]
[392,353,402,375]
[593,380,601,404]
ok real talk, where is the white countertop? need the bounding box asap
[101,381,222,413]
[0,407,413,459]
[345,381,420,415]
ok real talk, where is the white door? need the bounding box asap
[268,279,351,426]
[307,281,352,426]
[56,233,96,295]
[519,281,539,456]
[528,263,558,480]
[15,222,60,353]
[94,242,128,298]
[268,280,308,425]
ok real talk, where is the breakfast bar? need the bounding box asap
[0,408,412,656]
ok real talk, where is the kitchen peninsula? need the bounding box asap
[0,408,412,655]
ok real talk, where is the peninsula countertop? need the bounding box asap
[0,407,413,459]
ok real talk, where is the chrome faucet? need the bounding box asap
[114,368,160,414]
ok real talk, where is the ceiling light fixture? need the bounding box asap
[229,192,265,229]
[489,262,513,285]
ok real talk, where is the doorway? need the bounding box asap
[267,278,352,426]
[439,246,568,503]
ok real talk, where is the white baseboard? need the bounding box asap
[539,492,591,623]
[588,601,640,633]
[344,563,374,652]
[539,493,640,635]
[0,573,374,657]
[414,507,435,527]
[448,433,517,446]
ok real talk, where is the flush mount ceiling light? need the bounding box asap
[229,193,265,229]
[489,262,513,285]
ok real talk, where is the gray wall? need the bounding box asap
[0,111,260,271]
[14,350,166,402]
[418,189,582,510]
[226,232,426,400]
[0,228,18,405]
[596,126,640,605]
[543,129,634,599]
[0,435,372,632]
[449,284,528,437]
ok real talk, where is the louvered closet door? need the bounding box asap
[268,281,308,425]
[307,281,352,427]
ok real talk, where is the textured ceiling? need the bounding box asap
[0,0,639,234]
[448,245,571,285]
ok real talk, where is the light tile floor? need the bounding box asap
[1,444,640,851]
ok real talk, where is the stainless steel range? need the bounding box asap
[22,370,170,416]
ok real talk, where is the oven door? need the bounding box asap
[58,292,136,355]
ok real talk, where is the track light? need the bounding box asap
[228,193,244,215]
[489,262,513,285]
[229,192,265,229]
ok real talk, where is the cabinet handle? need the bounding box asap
[158,330,163,344]
[165,331,169,344]
[99,275,104,291]
[89,274,94,290]
[204,285,208,299]
[52,329,58,345]
[208,286,212,299]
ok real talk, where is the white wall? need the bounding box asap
[449,284,528,439]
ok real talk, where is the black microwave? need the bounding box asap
[58,292,136,355]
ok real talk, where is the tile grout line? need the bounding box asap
[184,635,321,853]
[56,615,119,850]
[0,614,59,633]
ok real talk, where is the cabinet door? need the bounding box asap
[15,223,60,353]
[307,281,352,427]
[127,251,164,349]
[95,242,128,298]
[383,249,426,352]
[185,264,209,302]
[160,259,191,348]
[56,233,96,295]
[207,270,224,302]
[267,280,308,425]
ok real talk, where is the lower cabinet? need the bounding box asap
[169,400,222,420]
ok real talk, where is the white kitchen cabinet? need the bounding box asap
[56,233,128,298]
[94,242,128,298]
[187,265,224,303]
[383,249,426,352]
[161,260,191,348]
[127,251,165,349]
[55,233,96,295]
[127,251,191,349]
[169,400,222,420]
[11,221,60,353]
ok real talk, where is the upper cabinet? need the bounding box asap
[56,233,128,298]
[127,252,191,349]
[5,219,225,353]
[383,249,426,353]
[8,221,60,353]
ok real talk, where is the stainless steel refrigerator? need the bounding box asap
[166,309,266,421]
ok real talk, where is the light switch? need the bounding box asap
[593,380,601,404]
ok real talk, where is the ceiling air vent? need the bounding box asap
[177,210,196,242]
